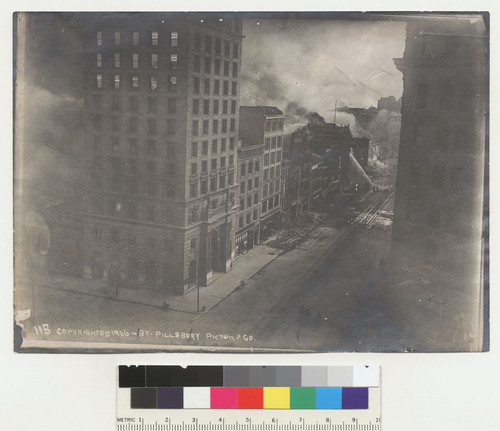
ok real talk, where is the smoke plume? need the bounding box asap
[351,109,401,176]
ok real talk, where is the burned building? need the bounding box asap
[81,15,244,293]
[239,106,284,240]
[282,115,372,217]
[349,137,370,169]
[391,16,487,349]
[377,95,402,112]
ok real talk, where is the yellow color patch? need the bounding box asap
[263,387,290,409]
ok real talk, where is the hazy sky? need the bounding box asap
[18,14,407,205]
[240,18,406,121]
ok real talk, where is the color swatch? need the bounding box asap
[120,366,377,410]
[119,365,379,388]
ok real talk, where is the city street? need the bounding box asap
[21,189,413,352]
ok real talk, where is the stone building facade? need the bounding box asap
[235,143,263,256]
[282,125,313,217]
[82,15,243,293]
[391,16,487,349]
[239,106,284,240]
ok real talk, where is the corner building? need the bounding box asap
[392,16,487,349]
[82,15,243,293]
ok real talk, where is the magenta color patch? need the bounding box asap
[210,387,237,409]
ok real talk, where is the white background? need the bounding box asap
[2,1,498,430]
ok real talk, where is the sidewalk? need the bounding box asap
[36,243,283,314]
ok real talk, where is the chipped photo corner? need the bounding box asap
[13,12,489,353]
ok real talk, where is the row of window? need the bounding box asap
[94,140,237,160]
[89,162,282,199]
[192,98,237,116]
[193,55,238,77]
[238,209,260,229]
[262,180,282,199]
[407,162,469,194]
[89,167,235,198]
[191,119,237,137]
[263,165,282,182]
[264,135,284,149]
[240,160,260,176]
[190,155,235,174]
[92,136,178,156]
[92,94,178,114]
[239,193,260,210]
[415,82,475,112]
[96,74,177,91]
[263,151,283,167]
[191,138,236,156]
[412,121,473,152]
[192,77,237,96]
[92,136,238,158]
[91,198,168,223]
[193,33,239,59]
[239,178,261,195]
[97,53,178,70]
[189,174,236,199]
[91,155,177,175]
[97,31,178,47]
[265,118,285,132]
[262,196,281,214]
[92,114,175,136]
[91,154,236,176]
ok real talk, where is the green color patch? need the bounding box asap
[290,387,316,409]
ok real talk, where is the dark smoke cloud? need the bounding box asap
[18,13,85,211]
[21,85,84,209]
[17,14,405,211]
[241,19,405,124]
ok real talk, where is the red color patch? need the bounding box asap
[237,387,263,409]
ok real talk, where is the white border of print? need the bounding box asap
[1,1,498,431]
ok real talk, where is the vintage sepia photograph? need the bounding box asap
[13,12,488,352]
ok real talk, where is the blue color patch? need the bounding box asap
[316,387,342,409]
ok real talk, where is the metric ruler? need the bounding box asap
[117,366,381,431]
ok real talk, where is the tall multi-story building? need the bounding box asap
[282,125,313,216]
[239,106,284,240]
[82,14,243,293]
[392,16,487,349]
[235,142,263,255]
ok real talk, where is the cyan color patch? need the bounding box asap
[316,387,342,409]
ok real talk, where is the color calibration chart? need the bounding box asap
[117,366,381,430]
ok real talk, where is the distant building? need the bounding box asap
[309,121,352,151]
[239,106,284,240]
[282,118,372,217]
[377,96,402,112]
[391,16,487,349]
[81,15,244,293]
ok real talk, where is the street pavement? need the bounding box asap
[19,189,483,352]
